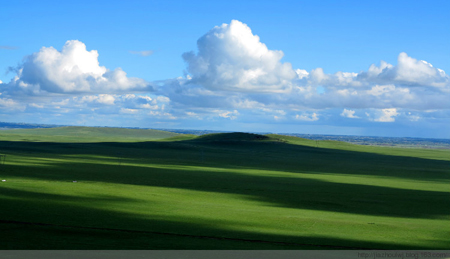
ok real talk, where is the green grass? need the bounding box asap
[0,130,449,249]
[0,126,181,142]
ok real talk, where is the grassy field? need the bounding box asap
[0,126,182,142]
[0,128,449,249]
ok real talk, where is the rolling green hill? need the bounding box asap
[0,126,182,142]
[194,132,272,142]
[0,129,449,249]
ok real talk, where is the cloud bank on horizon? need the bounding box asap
[1,20,449,137]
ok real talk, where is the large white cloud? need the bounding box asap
[357,52,449,89]
[3,40,153,95]
[171,20,450,116]
[182,20,296,92]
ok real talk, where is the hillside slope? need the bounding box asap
[0,126,181,142]
[0,131,449,249]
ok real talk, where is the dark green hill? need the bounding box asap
[194,132,273,142]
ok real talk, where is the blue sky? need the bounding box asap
[1,0,449,138]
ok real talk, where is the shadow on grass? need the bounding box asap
[1,154,449,220]
[1,139,449,249]
[0,187,444,250]
[1,139,449,181]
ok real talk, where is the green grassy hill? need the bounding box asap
[0,129,449,249]
[194,132,272,142]
[0,126,182,142]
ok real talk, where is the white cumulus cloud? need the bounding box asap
[182,20,296,92]
[4,40,152,95]
[340,109,359,118]
[158,21,450,116]
[357,52,449,89]
[366,84,396,96]
[374,108,399,122]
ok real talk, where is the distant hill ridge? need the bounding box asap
[194,132,273,142]
[1,122,449,148]
[0,126,180,142]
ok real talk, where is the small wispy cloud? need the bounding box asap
[295,113,319,121]
[0,46,18,50]
[129,50,153,57]
[341,109,359,118]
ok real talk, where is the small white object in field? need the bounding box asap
[73,181,77,183]
[1,180,5,182]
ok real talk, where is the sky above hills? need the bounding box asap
[1,0,449,138]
